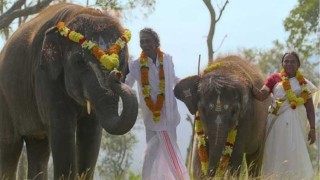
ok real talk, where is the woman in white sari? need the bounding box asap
[252,51,317,179]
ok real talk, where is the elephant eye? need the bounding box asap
[73,53,86,67]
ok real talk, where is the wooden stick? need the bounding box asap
[198,54,201,76]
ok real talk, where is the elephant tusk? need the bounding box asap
[87,100,91,114]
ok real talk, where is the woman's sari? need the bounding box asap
[262,77,317,180]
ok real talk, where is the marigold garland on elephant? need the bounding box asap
[174,55,271,178]
[0,3,138,179]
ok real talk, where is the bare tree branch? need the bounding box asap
[3,0,26,15]
[0,0,53,29]
[215,0,229,23]
[203,0,216,64]
[203,0,229,64]
[215,34,227,52]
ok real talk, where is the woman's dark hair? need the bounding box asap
[140,28,160,48]
[281,51,300,66]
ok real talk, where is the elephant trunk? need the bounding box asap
[207,123,229,176]
[89,62,138,135]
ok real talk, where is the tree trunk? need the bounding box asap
[202,0,229,65]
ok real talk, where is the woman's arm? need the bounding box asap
[305,98,316,144]
[252,85,270,101]
[252,73,282,101]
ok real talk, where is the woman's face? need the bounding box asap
[282,54,299,76]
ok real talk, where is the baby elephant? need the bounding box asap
[174,55,271,178]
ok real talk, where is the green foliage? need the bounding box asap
[0,0,9,13]
[96,0,122,10]
[97,131,138,179]
[128,170,142,180]
[308,111,320,172]
[0,26,11,40]
[240,40,285,77]
[240,40,319,86]
[239,153,248,180]
[0,0,156,41]
[283,0,319,56]
[95,0,156,19]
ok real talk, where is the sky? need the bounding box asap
[0,0,299,176]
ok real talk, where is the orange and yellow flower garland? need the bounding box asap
[216,127,238,176]
[280,69,309,109]
[194,111,238,176]
[140,48,165,122]
[56,22,131,71]
[194,112,209,175]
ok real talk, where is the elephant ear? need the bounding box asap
[40,26,63,80]
[174,75,200,114]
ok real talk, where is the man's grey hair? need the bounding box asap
[140,28,160,48]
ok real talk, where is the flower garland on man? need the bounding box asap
[252,51,318,179]
[125,28,190,180]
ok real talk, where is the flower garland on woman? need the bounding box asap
[280,69,309,109]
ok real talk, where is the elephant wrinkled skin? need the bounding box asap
[0,3,138,180]
[174,55,271,178]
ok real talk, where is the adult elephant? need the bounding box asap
[0,3,138,180]
[174,55,271,178]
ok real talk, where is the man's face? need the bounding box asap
[140,32,157,57]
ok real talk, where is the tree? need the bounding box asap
[284,0,319,57]
[203,0,229,64]
[0,0,54,39]
[95,0,156,19]
[0,0,156,40]
[97,131,138,179]
[185,114,194,172]
[240,0,320,86]
[240,41,319,86]
[240,40,285,76]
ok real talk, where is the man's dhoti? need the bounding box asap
[142,129,190,180]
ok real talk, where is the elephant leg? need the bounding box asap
[229,129,247,174]
[77,114,102,179]
[246,144,263,177]
[0,138,23,179]
[0,95,24,179]
[24,135,50,179]
[50,120,77,180]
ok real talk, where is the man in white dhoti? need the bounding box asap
[125,28,190,180]
[252,51,317,180]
